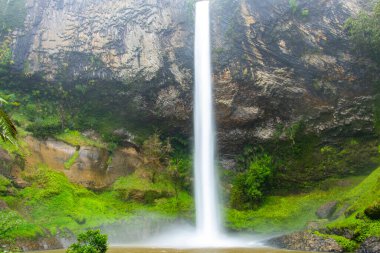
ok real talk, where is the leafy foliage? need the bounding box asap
[25,117,62,139]
[0,175,11,194]
[345,1,380,64]
[0,107,16,143]
[0,211,23,239]
[142,133,172,183]
[67,230,108,253]
[231,154,274,209]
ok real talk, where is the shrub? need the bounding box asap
[301,8,309,17]
[26,118,62,139]
[0,211,23,239]
[0,175,11,194]
[67,230,108,253]
[231,154,274,209]
[345,0,380,64]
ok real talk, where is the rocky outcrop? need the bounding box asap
[7,0,379,154]
[15,237,63,252]
[357,237,380,253]
[316,201,339,219]
[211,0,377,152]
[268,231,343,252]
[25,136,142,189]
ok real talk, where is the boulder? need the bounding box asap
[364,202,380,220]
[316,201,338,219]
[357,237,380,253]
[267,231,343,252]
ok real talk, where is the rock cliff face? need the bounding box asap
[9,0,378,153]
[25,136,141,189]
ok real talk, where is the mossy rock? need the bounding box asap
[127,189,172,204]
[364,202,380,220]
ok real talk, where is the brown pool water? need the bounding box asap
[35,247,309,253]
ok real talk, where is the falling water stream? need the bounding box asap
[194,0,221,241]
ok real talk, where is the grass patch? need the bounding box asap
[322,167,380,243]
[0,165,193,240]
[64,150,79,170]
[55,130,106,149]
[226,176,365,233]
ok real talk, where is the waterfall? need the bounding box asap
[194,0,222,240]
[127,1,259,247]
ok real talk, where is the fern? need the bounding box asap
[0,107,17,143]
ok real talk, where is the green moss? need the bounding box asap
[56,130,106,149]
[0,165,193,241]
[113,173,175,203]
[64,150,79,170]
[0,175,11,194]
[226,178,357,233]
[314,232,358,252]
[315,167,380,244]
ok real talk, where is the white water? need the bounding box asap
[114,1,263,248]
[194,0,221,241]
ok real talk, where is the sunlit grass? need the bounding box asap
[55,130,106,149]
[226,176,366,234]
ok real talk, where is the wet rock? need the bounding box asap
[332,203,351,220]
[25,136,141,189]
[82,129,101,142]
[357,237,380,253]
[306,219,328,230]
[6,0,378,155]
[16,237,63,251]
[316,201,338,219]
[268,231,343,252]
[13,177,30,189]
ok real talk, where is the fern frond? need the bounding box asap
[0,107,17,143]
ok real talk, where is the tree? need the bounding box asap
[67,230,108,253]
[345,1,380,64]
[142,133,172,183]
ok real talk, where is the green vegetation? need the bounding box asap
[301,8,309,17]
[345,0,380,64]
[113,173,174,204]
[0,0,26,33]
[314,232,358,252]
[231,154,274,210]
[321,167,380,243]
[0,163,193,242]
[142,133,172,183]
[0,211,23,239]
[67,230,108,253]
[56,130,106,149]
[0,106,16,143]
[64,150,80,170]
[289,0,298,14]
[227,176,364,233]
[232,125,379,196]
